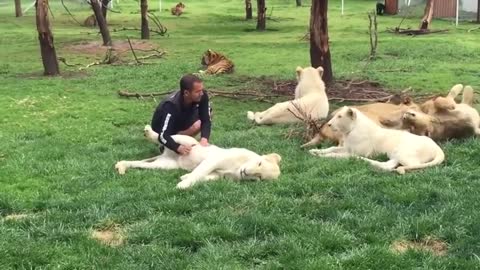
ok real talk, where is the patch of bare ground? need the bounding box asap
[63,40,157,56]
[91,225,124,247]
[391,237,448,256]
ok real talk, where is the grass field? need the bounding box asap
[1,0,480,268]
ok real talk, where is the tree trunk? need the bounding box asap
[35,0,59,76]
[296,0,302,7]
[477,0,479,23]
[140,0,149,39]
[419,0,434,30]
[101,0,110,21]
[15,0,22,17]
[310,0,333,85]
[90,0,112,46]
[245,0,253,20]
[256,0,266,31]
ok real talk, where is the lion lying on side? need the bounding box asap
[115,126,282,189]
[301,96,420,147]
[247,66,329,125]
[383,84,480,141]
[309,106,445,174]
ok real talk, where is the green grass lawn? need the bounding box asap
[1,0,480,268]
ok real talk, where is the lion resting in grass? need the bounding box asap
[115,126,282,189]
[309,106,445,174]
[301,96,420,148]
[247,66,329,125]
[384,84,480,141]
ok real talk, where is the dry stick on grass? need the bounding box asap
[286,101,324,141]
[387,28,449,35]
[467,27,480,32]
[127,37,140,64]
[117,89,282,103]
[78,47,118,70]
[117,87,422,104]
[113,27,168,36]
[58,57,82,67]
[62,41,165,70]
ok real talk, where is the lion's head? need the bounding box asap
[239,153,282,181]
[327,106,359,133]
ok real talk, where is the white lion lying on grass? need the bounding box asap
[247,66,329,125]
[115,125,282,189]
[309,106,445,174]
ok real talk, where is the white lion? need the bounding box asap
[246,66,329,125]
[309,106,445,174]
[115,126,282,189]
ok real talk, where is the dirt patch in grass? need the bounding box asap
[227,75,410,103]
[91,227,124,247]
[391,237,448,256]
[64,40,158,56]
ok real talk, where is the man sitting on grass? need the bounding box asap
[150,74,212,155]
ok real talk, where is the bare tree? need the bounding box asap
[310,0,333,85]
[419,0,434,30]
[15,0,22,17]
[257,0,266,30]
[140,0,149,39]
[296,0,302,7]
[35,0,59,75]
[90,0,112,45]
[245,0,252,20]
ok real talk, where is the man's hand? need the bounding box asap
[177,145,192,155]
[199,137,209,146]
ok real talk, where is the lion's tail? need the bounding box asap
[395,146,445,174]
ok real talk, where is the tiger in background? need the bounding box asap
[83,14,97,27]
[171,2,185,16]
[198,49,235,75]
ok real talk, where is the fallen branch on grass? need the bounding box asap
[113,27,168,36]
[386,27,449,35]
[78,47,119,70]
[117,89,285,103]
[58,57,82,67]
[467,27,480,33]
[59,43,165,70]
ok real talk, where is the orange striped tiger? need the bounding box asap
[199,49,235,75]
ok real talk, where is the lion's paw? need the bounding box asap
[247,111,255,121]
[115,161,127,175]
[309,149,324,156]
[395,166,406,175]
[176,180,193,190]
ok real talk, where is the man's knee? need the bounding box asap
[192,120,201,131]
[178,120,201,136]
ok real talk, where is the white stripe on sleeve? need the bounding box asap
[160,113,171,144]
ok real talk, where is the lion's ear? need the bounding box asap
[264,153,281,164]
[346,107,356,120]
[295,66,303,80]
[403,96,413,105]
[316,66,324,77]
